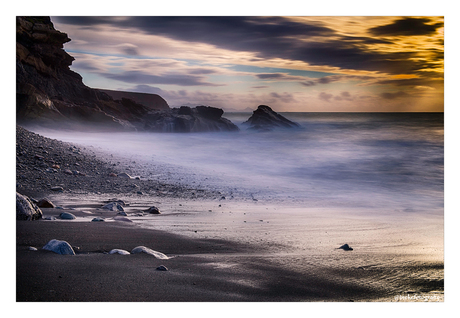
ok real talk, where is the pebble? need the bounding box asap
[156,265,168,271]
[91,217,105,222]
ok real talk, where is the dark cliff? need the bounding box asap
[16,16,238,132]
[16,16,146,130]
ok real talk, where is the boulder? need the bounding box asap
[243,105,299,130]
[16,192,43,220]
[144,206,161,214]
[59,212,76,220]
[37,197,55,208]
[42,239,75,255]
[131,246,170,259]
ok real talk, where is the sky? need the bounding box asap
[50,16,444,112]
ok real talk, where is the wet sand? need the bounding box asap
[15,126,444,302]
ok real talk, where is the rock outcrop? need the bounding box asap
[98,89,169,111]
[243,105,299,130]
[16,16,239,133]
[144,106,239,132]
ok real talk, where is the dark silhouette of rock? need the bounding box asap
[144,106,239,132]
[98,89,169,111]
[16,192,43,220]
[243,105,299,130]
[338,244,353,251]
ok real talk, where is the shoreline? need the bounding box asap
[15,125,444,302]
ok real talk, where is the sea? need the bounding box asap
[34,112,445,216]
[32,112,445,299]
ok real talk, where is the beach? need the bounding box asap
[16,124,444,302]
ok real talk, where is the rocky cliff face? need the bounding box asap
[243,105,299,130]
[16,16,136,130]
[16,16,237,132]
[98,89,169,111]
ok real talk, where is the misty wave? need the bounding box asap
[32,112,444,214]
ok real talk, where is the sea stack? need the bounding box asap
[243,105,299,131]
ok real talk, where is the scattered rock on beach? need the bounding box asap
[28,246,38,251]
[102,202,124,212]
[16,192,43,220]
[118,172,132,179]
[109,249,130,255]
[338,244,353,251]
[37,198,55,208]
[144,206,161,214]
[113,216,132,222]
[131,246,169,259]
[91,217,105,222]
[42,239,75,255]
[156,265,168,271]
[50,186,64,192]
[59,212,76,220]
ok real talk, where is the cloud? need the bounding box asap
[368,17,443,36]
[54,16,443,76]
[104,70,223,86]
[269,92,295,103]
[300,75,374,87]
[334,91,354,101]
[380,91,408,100]
[115,43,140,55]
[319,92,333,102]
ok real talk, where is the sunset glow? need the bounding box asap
[51,16,444,112]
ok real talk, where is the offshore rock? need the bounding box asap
[243,105,299,130]
[16,192,43,220]
[144,106,239,132]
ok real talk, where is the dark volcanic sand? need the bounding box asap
[16,125,444,302]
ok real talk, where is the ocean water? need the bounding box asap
[33,112,444,215]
